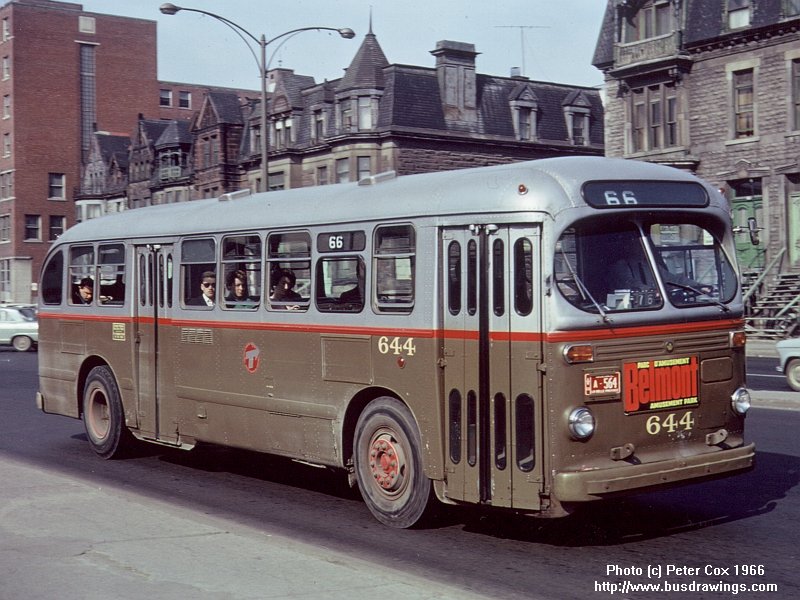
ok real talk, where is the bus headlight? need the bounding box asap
[731,387,751,415]
[568,407,595,440]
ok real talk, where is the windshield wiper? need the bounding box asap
[560,248,612,323]
[664,281,730,312]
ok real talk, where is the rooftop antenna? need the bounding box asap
[494,25,550,77]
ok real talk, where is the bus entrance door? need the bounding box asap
[134,244,177,444]
[441,225,544,510]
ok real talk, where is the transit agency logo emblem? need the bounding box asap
[243,342,261,373]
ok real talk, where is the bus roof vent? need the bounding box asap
[358,170,397,186]
[219,189,252,202]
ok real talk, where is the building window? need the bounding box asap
[0,214,9,241]
[357,97,373,130]
[24,215,40,241]
[623,1,672,42]
[0,259,9,296]
[630,83,679,152]
[2,56,8,80]
[159,89,172,107]
[48,173,66,200]
[2,18,9,42]
[250,124,261,155]
[335,158,350,184]
[179,90,191,109]
[0,171,14,199]
[314,109,325,140]
[357,156,371,180]
[728,0,751,29]
[317,165,328,186]
[2,133,9,157]
[268,171,285,192]
[340,102,353,132]
[2,94,8,119]
[793,59,800,131]
[49,215,65,241]
[733,69,754,138]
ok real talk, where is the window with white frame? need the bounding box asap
[2,132,9,157]
[48,173,65,200]
[314,109,326,140]
[178,90,191,109]
[728,0,751,29]
[2,94,8,119]
[0,171,13,199]
[0,214,9,241]
[24,215,40,241]
[357,97,373,130]
[357,156,371,180]
[2,56,9,80]
[0,258,9,295]
[630,83,679,152]
[317,165,328,186]
[2,18,9,42]
[159,89,172,107]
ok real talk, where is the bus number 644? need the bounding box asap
[378,336,417,357]
[646,411,695,435]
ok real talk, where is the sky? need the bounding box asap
[78,0,607,90]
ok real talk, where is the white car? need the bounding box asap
[0,304,38,351]
[776,337,800,392]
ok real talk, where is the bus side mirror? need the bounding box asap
[747,217,760,246]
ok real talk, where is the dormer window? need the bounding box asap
[562,90,592,146]
[510,85,539,141]
[728,0,751,29]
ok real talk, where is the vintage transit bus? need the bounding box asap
[36,157,755,527]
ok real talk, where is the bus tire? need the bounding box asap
[786,359,800,392]
[82,366,133,459]
[354,397,433,528]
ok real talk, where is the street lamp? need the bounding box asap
[159,3,354,192]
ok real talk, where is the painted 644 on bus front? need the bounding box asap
[36,157,754,528]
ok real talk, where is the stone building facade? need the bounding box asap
[593,0,800,274]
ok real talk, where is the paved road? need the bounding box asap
[1,350,799,599]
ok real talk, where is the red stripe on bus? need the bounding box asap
[543,318,744,342]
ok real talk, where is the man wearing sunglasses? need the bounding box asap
[187,271,216,307]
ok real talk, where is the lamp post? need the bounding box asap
[159,3,354,192]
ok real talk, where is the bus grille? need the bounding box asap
[180,327,214,345]
[593,331,730,360]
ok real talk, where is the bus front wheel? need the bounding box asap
[354,397,433,528]
[82,366,133,459]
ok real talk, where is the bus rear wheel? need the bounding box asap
[82,365,133,459]
[354,397,433,528]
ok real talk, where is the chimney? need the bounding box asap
[430,41,479,126]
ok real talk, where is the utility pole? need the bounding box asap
[494,25,550,78]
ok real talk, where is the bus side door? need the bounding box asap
[134,244,177,443]
[441,225,544,509]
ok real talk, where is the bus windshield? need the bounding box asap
[555,220,737,313]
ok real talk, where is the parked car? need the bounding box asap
[776,337,800,391]
[0,304,38,351]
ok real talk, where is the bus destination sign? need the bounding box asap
[582,181,708,209]
[317,230,367,253]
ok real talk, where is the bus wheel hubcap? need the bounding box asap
[369,434,406,492]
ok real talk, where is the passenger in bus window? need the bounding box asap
[72,277,94,305]
[187,271,216,307]
[270,268,302,309]
[339,260,365,307]
[226,269,258,308]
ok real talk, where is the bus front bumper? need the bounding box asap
[553,443,755,502]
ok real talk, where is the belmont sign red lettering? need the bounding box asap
[622,356,699,413]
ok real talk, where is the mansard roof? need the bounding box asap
[136,118,170,146]
[270,70,316,113]
[337,31,389,93]
[205,91,244,124]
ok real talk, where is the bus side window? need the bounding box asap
[181,238,216,309]
[447,241,461,315]
[267,231,311,311]
[41,249,64,305]
[222,234,261,310]
[69,245,94,306]
[98,243,125,305]
[374,224,415,313]
[316,256,364,312]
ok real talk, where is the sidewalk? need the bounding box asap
[0,455,487,600]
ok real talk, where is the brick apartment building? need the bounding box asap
[593,0,800,279]
[0,0,158,303]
